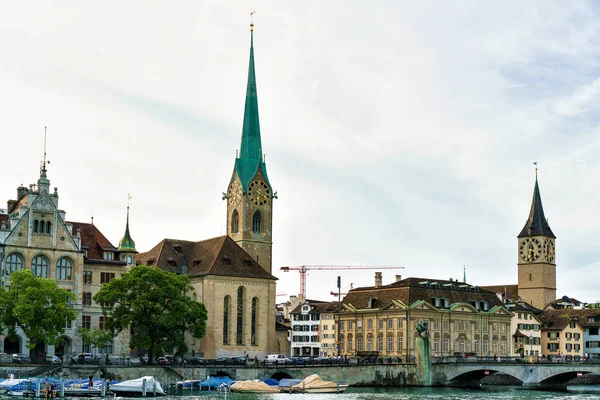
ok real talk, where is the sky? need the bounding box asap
[1,1,600,303]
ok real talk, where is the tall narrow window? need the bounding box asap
[5,254,24,275]
[223,296,230,345]
[56,258,72,280]
[31,256,48,278]
[231,210,239,233]
[251,297,258,345]
[46,221,51,234]
[252,212,261,233]
[40,221,45,234]
[236,287,245,345]
[33,220,39,233]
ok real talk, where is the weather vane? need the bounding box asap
[127,193,133,209]
[250,11,256,30]
[533,161,538,178]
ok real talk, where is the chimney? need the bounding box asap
[395,275,402,282]
[375,272,382,288]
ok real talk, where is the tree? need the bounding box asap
[0,270,77,352]
[79,328,114,355]
[94,265,207,364]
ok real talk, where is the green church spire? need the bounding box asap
[118,198,136,252]
[235,20,271,190]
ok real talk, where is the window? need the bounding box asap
[223,296,230,344]
[40,221,45,233]
[590,328,599,336]
[397,318,403,329]
[367,319,373,330]
[252,212,262,233]
[529,273,532,281]
[236,286,245,345]
[98,342,113,354]
[574,333,580,340]
[387,337,393,352]
[347,334,353,352]
[357,320,362,329]
[443,320,449,330]
[82,315,91,329]
[103,252,114,260]
[33,220,39,233]
[570,322,576,329]
[46,221,51,234]
[443,338,449,352]
[231,210,239,233]
[56,258,72,280]
[126,255,133,265]
[348,320,353,330]
[547,343,558,351]
[82,292,92,306]
[433,319,440,330]
[357,336,363,351]
[367,338,373,352]
[378,336,383,351]
[433,338,440,352]
[100,272,115,284]
[483,340,489,354]
[5,253,23,275]
[31,256,49,278]
[575,344,580,351]
[482,322,488,332]
[99,316,111,330]
[251,297,258,345]
[397,336,403,352]
[378,319,384,329]
[387,319,393,329]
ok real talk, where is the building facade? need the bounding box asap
[289,300,327,358]
[540,309,584,357]
[340,275,512,359]
[505,301,542,357]
[0,162,134,357]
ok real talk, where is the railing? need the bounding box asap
[432,355,600,364]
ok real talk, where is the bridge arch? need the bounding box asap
[538,371,590,389]
[447,368,522,387]
[210,370,233,379]
[271,372,293,380]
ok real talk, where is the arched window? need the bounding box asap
[31,256,49,278]
[40,221,45,234]
[46,221,51,234]
[236,287,245,345]
[251,297,258,345]
[192,292,197,302]
[231,210,239,233]
[5,253,24,275]
[56,258,72,280]
[223,296,230,345]
[33,220,39,233]
[252,211,261,233]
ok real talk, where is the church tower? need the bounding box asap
[117,200,137,266]
[517,172,556,309]
[225,21,274,274]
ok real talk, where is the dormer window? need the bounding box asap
[443,298,450,308]
[147,258,155,266]
[193,259,202,266]
[173,244,182,253]
[103,252,113,260]
[167,260,177,268]
[483,301,489,311]
[433,297,441,308]
[367,297,377,308]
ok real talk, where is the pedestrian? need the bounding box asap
[88,374,93,390]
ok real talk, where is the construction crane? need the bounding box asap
[331,283,354,296]
[280,265,404,298]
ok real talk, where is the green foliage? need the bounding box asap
[94,265,207,363]
[0,270,77,348]
[79,328,114,353]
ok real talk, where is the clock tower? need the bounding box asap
[517,173,556,309]
[225,22,274,274]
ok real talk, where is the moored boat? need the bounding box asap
[291,374,349,393]
[110,376,165,396]
[230,380,280,393]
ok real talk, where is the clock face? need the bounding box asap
[519,238,542,262]
[248,180,270,206]
[544,239,555,263]
[228,181,242,208]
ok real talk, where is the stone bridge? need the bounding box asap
[432,361,600,389]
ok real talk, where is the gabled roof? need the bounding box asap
[541,309,600,329]
[136,235,276,281]
[343,277,503,311]
[68,221,121,262]
[480,284,519,302]
[518,176,555,238]
[505,301,542,315]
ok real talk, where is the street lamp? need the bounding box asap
[337,276,341,358]
[529,335,533,358]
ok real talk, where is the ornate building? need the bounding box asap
[136,23,278,358]
[340,274,512,358]
[0,160,134,357]
[517,173,556,309]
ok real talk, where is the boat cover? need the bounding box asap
[199,376,232,389]
[262,378,279,386]
[231,380,280,393]
[110,376,165,395]
[292,374,338,390]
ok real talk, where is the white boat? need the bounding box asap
[110,376,165,396]
[291,374,349,393]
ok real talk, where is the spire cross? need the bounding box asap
[250,11,256,31]
[533,161,538,178]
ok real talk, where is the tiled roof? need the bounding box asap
[480,284,519,302]
[541,309,600,329]
[68,221,119,261]
[343,277,504,310]
[289,300,331,315]
[505,301,542,314]
[136,235,276,281]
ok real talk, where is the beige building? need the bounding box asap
[0,162,134,358]
[505,302,542,357]
[540,309,584,358]
[135,25,279,359]
[340,275,512,358]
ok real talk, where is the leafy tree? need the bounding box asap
[94,265,207,364]
[0,270,77,351]
[79,328,114,355]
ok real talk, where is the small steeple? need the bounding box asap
[462,266,466,283]
[234,14,271,190]
[37,127,51,194]
[118,195,136,252]
[518,170,555,238]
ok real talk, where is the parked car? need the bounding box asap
[155,357,170,365]
[290,357,305,365]
[189,357,208,365]
[71,353,94,364]
[265,354,291,365]
[46,355,62,364]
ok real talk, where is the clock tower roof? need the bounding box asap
[234,23,271,190]
[518,176,555,239]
